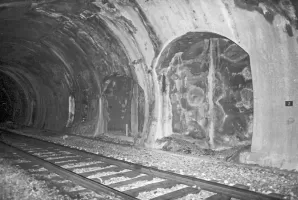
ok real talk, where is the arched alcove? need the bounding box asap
[156,32,253,149]
[97,74,145,137]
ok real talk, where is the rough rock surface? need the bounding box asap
[156,34,253,148]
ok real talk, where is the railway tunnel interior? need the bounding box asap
[0,0,145,138]
[0,0,298,171]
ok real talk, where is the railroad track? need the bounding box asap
[0,130,285,200]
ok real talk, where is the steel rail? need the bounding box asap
[1,130,283,200]
[0,140,138,200]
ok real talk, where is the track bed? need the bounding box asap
[0,130,284,200]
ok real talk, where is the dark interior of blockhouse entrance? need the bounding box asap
[156,32,253,148]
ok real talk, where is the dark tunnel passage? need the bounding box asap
[0,72,21,123]
[0,1,144,137]
[0,67,39,126]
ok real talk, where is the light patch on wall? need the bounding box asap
[66,96,75,127]
[28,100,34,126]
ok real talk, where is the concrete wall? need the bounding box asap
[109,0,298,169]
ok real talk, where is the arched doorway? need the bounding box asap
[156,32,253,149]
[100,74,145,137]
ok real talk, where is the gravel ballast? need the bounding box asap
[4,128,298,200]
[0,158,64,200]
[0,142,129,200]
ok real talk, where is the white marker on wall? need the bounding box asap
[66,95,75,127]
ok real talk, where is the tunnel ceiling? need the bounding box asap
[0,0,132,78]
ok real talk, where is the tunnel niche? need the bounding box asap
[156,32,253,149]
[100,74,145,137]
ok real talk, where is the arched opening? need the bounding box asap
[99,74,145,138]
[156,32,253,149]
